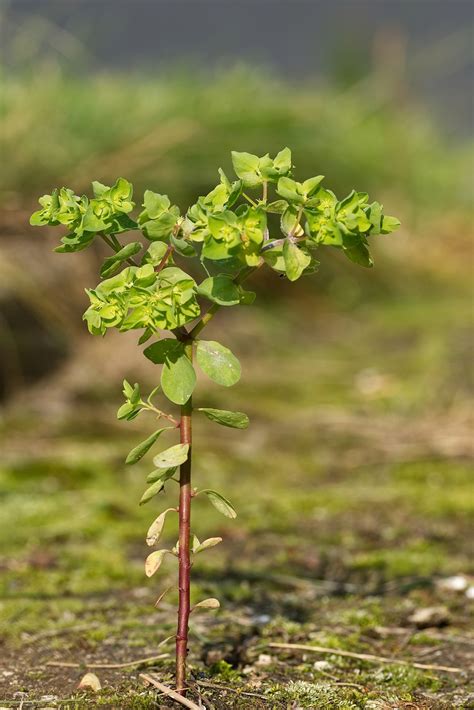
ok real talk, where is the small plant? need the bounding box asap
[31,148,399,694]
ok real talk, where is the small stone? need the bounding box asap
[466,586,474,600]
[313,660,331,671]
[437,575,468,592]
[78,672,101,691]
[256,653,272,666]
[408,606,451,628]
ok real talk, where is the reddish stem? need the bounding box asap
[175,341,193,694]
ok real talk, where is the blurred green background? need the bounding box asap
[0,2,473,707]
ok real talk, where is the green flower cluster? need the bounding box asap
[83,264,200,336]
[30,178,136,252]
[30,147,400,339]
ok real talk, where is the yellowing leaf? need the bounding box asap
[193,537,223,554]
[145,549,170,577]
[193,598,220,610]
[146,508,176,546]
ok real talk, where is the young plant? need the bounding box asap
[31,148,399,694]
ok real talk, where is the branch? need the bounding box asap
[268,642,463,674]
[155,243,175,274]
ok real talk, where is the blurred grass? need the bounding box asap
[1,66,471,214]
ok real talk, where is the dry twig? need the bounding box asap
[46,652,169,669]
[140,673,200,709]
[268,642,464,674]
[196,679,269,700]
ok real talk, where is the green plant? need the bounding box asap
[30,148,399,695]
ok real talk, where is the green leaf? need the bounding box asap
[381,215,401,234]
[139,479,165,505]
[197,276,240,306]
[142,241,169,266]
[198,408,249,429]
[204,490,237,519]
[238,287,256,305]
[100,241,142,277]
[92,180,110,197]
[145,549,171,577]
[117,402,138,420]
[343,241,373,267]
[283,240,311,281]
[145,339,196,405]
[273,147,292,176]
[123,379,134,398]
[146,467,177,484]
[302,175,324,196]
[196,340,241,387]
[153,443,189,469]
[141,212,177,241]
[231,151,261,187]
[277,177,304,204]
[266,199,288,214]
[144,339,180,364]
[161,350,196,405]
[130,383,141,405]
[171,234,196,257]
[143,191,170,218]
[125,428,168,465]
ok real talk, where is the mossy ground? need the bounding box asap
[0,272,472,709]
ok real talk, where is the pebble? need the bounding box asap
[313,660,332,671]
[408,605,451,628]
[437,575,469,592]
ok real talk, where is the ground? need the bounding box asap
[0,258,472,709]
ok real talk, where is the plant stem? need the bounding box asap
[176,339,193,694]
[174,261,262,692]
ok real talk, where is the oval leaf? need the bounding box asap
[144,338,181,364]
[196,340,241,387]
[139,479,165,506]
[145,549,170,577]
[125,428,169,465]
[153,443,189,469]
[193,598,220,610]
[146,467,177,484]
[198,408,249,429]
[204,490,237,519]
[146,508,176,546]
[194,537,223,554]
[283,239,311,281]
[161,353,196,405]
[100,241,142,277]
[197,275,240,306]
